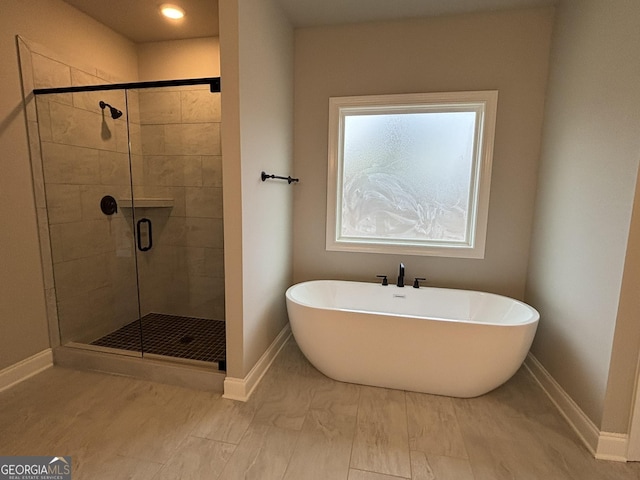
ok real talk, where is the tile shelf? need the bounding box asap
[119,198,174,208]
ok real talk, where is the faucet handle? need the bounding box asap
[376,275,388,286]
[413,277,426,288]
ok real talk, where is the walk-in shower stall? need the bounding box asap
[32,77,225,371]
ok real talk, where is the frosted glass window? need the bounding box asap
[326,91,498,258]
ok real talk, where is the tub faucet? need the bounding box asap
[397,262,405,287]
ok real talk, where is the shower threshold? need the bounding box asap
[90,313,226,369]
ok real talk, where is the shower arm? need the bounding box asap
[99,101,123,119]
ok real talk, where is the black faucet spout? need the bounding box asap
[397,262,405,287]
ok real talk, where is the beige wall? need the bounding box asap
[138,37,220,81]
[526,0,640,431]
[220,0,294,378]
[219,0,243,378]
[606,164,640,433]
[292,8,554,301]
[0,0,138,370]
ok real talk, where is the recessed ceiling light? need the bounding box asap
[160,4,185,20]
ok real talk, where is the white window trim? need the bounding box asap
[326,90,498,258]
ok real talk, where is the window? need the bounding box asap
[326,91,498,258]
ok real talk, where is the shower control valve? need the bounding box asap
[100,195,118,215]
[376,275,388,286]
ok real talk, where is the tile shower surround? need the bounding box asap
[34,68,223,345]
[19,36,225,351]
[2,338,640,479]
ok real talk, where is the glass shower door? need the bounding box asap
[36,80,225,367]
[37,89,143,356]
[127,85,226,364]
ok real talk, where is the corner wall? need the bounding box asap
[220,0,294,380]
[526,0,640,432]
[292,7,554,301]
[0,0,138,370]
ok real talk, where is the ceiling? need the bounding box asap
[276,0,557,28]
[62,0,220,43]
[62,0,556,43]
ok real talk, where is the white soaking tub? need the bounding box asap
[285,280,539,398]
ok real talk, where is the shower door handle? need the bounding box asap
[136,218,153,252]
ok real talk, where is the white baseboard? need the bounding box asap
[524,353,628,462]
[223,323,291,402]
[596,433,629,462]
[0,349,53,392]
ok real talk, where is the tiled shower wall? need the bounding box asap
[19,37,224,346]
[132,87,224,320]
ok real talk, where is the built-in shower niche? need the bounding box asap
[34,78,224,368]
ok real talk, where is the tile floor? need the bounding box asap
[90,313,226,365]
[2,338,640,479]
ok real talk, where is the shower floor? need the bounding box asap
[90,313,226,367]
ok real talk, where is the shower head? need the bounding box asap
[99,101,123,119]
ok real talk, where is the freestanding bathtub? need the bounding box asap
[285,280,539,398]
